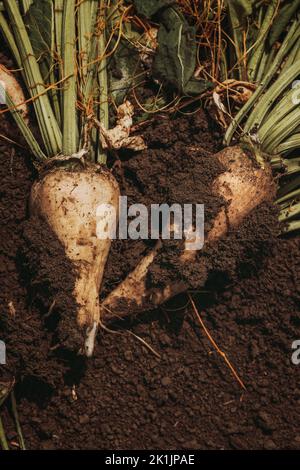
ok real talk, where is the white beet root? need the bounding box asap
[30,166,120,356]
[101,146,276,323]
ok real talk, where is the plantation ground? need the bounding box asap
[1,68,300,450]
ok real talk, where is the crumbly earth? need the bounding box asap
[104,111,225,297]
[0,75,300,449]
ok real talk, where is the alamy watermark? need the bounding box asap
[0,80,6,105]
[292,80,300,105]
[291,340,300,366]
[96,197,205,250]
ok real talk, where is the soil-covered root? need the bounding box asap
[30,165,120,356]
[101,146,276,322]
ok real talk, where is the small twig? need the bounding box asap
[99,318,161,360]
[44,299,56,319]
[189,295,246,391]
[49,343,62,352]
[11,392,25,450]
[0,133,25,149]
[127,331,161,360]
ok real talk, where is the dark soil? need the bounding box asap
[103,111,225,300]
[1,91,300,450]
